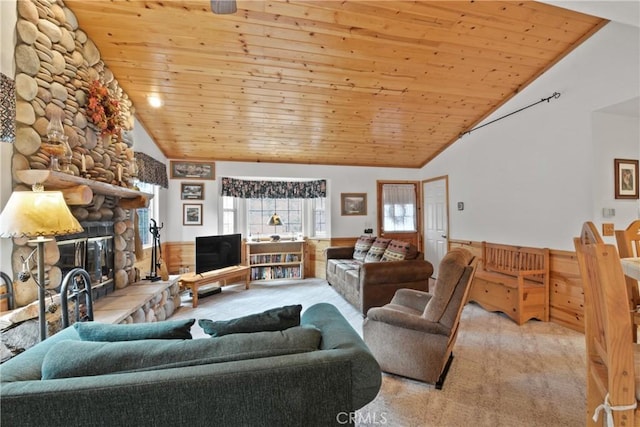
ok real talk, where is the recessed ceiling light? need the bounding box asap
[148,95,163,108]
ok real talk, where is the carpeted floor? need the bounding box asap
[172,278,586,427]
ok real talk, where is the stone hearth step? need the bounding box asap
[0,276,182,362]
[93,276,181,324]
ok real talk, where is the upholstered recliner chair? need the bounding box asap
[363,248,476,389]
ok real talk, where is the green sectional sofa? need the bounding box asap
[0,303,381,427]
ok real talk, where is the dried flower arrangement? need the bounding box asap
[86,80,121,136]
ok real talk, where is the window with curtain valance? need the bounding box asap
[134,152,168,189]
[221,177,326,199]
[383,183,416,206]
[382,183,417,232]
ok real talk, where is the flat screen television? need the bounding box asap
[195,233,242,275]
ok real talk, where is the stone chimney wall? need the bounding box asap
[11,0,140,307]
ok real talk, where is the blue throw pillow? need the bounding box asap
[74,318,195,341]
[198,305,302,337]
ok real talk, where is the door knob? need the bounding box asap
[441,234,447,238]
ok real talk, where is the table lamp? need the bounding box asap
[0,184,84,340]
[268,213,283,241]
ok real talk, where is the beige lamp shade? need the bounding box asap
[268,213,283,226]
[0,190,83,238]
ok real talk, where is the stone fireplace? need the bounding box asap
[7,0,148,306]
[0,0,180,360]
[8,195,140,308]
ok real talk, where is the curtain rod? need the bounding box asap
[459,92,561,138]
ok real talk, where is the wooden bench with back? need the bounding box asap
[468,242,550,325]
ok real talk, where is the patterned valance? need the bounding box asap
[221,177,326,199]
[0,73,16,143]
[135,152,168,189]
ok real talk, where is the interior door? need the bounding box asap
[423,177,448,278]
[376,181,421,248]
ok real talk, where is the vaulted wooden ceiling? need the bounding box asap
[64,1,606,168]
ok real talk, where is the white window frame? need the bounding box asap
[219,196,326,239]
[136,181,160,248]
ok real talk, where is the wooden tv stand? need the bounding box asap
[179,265,250,308]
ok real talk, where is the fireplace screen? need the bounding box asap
[57,238,86,280]
[55,222,115,300]
[86,236,114,298]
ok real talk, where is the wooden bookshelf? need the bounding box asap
[246,240,305,281]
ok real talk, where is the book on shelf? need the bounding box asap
[250,265,301,280]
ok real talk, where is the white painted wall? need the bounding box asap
[421,21,640,250]
[162,162,420,243]
[0,0,17,277]
[593,112,640,230]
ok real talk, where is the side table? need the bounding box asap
[179,265,250,308]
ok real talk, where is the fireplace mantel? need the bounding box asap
[16,170,153,207]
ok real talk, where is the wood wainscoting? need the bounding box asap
[450,239,584,332]
[305,239,330,279]
[133,242,194,277]
[155,237,585,332]
[164,242,196,274]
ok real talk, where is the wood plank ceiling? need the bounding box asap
[63,1,606,168]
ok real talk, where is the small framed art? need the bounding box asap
[614,158,639,199]
[183,203,203,226]
[181,182,204,200]
[170,161,215,180]
[341,193,367,216]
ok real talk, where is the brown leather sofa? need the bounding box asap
[325,244,433,314]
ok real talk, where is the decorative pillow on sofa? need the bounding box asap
[42,325,322,380]
[353,235,376,261]
[381,240,411,262]
[405,244,419,260]
[198,305,302,337]
[74,319,195,341]
[364,238,391,263]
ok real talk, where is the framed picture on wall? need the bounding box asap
[170,161,215,180]
[341,193,367,216]
[181,182,204,200]
[615,158,639,199]
[183,203,203,226]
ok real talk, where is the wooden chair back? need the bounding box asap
[446,256,478,355]
[616,220,640,258]
[616,219,640,316]
[574,222,637,426]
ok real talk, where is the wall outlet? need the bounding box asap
[602,223,614,236]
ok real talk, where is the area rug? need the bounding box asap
[357,302,586,427]
[172,278,586,427]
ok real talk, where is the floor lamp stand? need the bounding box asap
[31,237,51,341]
